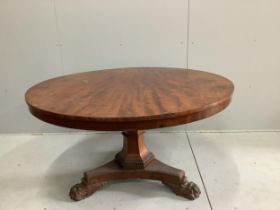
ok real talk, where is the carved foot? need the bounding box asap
[69,178,106,201]
[164,177,201,200]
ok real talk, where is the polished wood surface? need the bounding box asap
[115,131,155,169]
[25,67,234,131]
[25,67,234,201]
[69,131,201,201]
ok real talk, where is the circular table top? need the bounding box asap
[25,67,234,131]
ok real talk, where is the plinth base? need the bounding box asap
[69,131,201,201]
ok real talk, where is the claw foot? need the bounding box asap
[164,178,201,200]
[69,180,105,201]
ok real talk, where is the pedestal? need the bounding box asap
[69,130,201,201]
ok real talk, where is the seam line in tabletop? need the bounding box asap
[185,129,213,210]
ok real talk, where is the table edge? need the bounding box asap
[26,95,232,131]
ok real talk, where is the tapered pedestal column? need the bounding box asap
[69,130,201,201]
[115,131,155,169]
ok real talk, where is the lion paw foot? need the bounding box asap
[164,178,201,200]
[69,181,105,201]
[179,181,201,200]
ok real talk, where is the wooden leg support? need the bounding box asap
[69,130,201,201]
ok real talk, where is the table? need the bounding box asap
[25,67,234,201]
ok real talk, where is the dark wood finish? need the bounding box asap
[25,67,234,201]
[115,130,155,169]
[69,131,201,201]
[25,67,234,131]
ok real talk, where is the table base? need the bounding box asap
[69,130,201,201]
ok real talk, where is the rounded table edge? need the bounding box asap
[26,95,233,131]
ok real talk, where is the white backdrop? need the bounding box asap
[1,0,280,133]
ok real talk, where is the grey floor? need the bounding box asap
[0,131,279,210]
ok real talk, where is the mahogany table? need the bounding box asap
[25,67,234,201]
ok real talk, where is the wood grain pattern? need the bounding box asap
[25,67,234,131]
[115,130,155,169]
[25,67,234,201]
[69,131,201,201]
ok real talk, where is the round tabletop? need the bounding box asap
[25,67,234,131]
